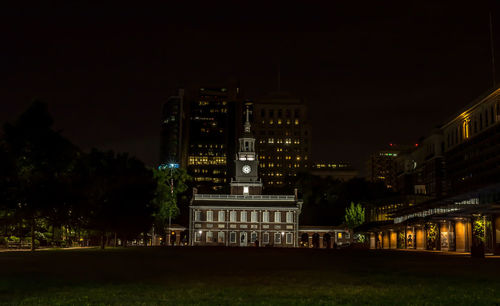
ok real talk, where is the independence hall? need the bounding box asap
[362,85,500,254]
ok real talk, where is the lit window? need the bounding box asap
[269,119,274,125]
[206,231,213,243]
[218,232,225,243]
[243,186,249,195]
[277,119,282,125]
[263,211,269,222]
[274,211,281,223]
[240,211,247,222]
[295,119,299,125]
[251,232,258,243]
[218,211,225,222]
[337,232,342,239]
[251,211,258,222]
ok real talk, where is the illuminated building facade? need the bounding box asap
[185,86,241,193]
[159,89,184,167]
[362,85,500,255]
[189,110,302,247]
[252,92,311,192]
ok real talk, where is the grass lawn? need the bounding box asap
[0,247,499,305]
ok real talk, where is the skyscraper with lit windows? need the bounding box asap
[185,86,242,193]
[252,91,311,192]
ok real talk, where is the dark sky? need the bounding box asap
[2,2,499,173]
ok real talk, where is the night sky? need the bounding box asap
[2,2,499,173]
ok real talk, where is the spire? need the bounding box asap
[244,106,251,133]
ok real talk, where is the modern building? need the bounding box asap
[159,89,184,167]
[367,144,412,190]
[189,107,303,247]
[363,85,500,254]
[252,91,311,192]
[185,85,242,193]
[310,162,358,181]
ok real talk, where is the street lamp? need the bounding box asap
[158,162,180,246]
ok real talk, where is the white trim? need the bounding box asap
[206,231,213,243]
[263,232,270,244]
[229,231,237,244]
[206,211,213,222]
[194,194,295,201]
[193,206,300,210]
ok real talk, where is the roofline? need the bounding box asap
[441,84,500,129]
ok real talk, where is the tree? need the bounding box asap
[78,150,157,249]
[152,167,190,245]
[2,101,78,251]
[344,202,365,231]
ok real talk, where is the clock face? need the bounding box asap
[242,165,251,174]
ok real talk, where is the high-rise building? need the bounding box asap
[185,86,242,193]
[252,92,311,192]
[366,145,400,189]
[159,89,184,167]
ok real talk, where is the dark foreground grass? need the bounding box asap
[0,247,499,305]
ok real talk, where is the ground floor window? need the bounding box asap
[275,233,282,244]
[286,233,293,244]
[230,232,236,243]
[218,232,225,243]
[206,231,213,243]
[195,231,201,242]
[251,232,257,243]
[263,232,269,244]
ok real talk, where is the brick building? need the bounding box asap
[189,107,303,247]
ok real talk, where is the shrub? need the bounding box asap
[8,236,20,242]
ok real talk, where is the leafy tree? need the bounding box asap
[78,150,157,248]
[152,167,190,244]
[344,202,365,230]
[2,101,78,251]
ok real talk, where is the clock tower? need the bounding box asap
[230,107,263,195]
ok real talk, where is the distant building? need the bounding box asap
[367,144,412,189]
[159,89,184,167]
[310,162,357,181]
[252,91,311,192]
[393,130,445,198]
[185,85,242,193]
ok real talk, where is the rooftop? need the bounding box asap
[194,194,296,201]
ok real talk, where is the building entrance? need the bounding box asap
[240,232,248,246]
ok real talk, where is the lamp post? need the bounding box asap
[159,162,179,246]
